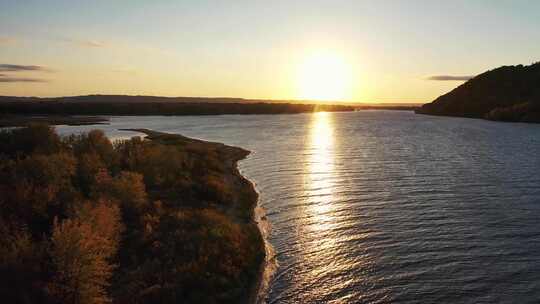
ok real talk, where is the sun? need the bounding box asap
[297,51,352,102]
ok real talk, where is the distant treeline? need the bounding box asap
[0,95,354,116]
[0,115,109,127]
[354,105,419,111]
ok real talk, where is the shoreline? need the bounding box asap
[122,128,271,303]
[242,169,268,304]
[227,148,270,304]
[239,163,277,304]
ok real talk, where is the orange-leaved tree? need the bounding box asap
[48,200,122,304]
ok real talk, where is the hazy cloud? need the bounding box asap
[62,37,106,48]
[0,76,48,83]
[426,75,474,81]
[0,64,51,72]
[0,37,17,45]
[112,68,137,75]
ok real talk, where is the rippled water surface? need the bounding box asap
[58,111,540,303]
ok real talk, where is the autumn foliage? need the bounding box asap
[0,125,264,304]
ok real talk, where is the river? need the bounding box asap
[57,110,540,303]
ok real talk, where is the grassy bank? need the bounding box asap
[0,125,265,303]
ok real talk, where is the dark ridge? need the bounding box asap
[416,62,540,123]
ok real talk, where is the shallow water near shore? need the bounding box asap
[57,111,540,303]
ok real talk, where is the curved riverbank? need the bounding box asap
[241,168,277,304]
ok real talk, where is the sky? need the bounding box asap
[1,0,539,103]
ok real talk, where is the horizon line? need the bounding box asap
[0,94,426,106]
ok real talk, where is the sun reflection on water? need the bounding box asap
[295,111,347,298]
[305,111,338,233]
[296,111,366,301]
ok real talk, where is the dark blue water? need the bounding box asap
[58,111,540,303]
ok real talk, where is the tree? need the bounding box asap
[0,152,77,232]
[76,152,107,195]
[67,130,117,170]
[91,171,148,217]
[0,225,48,303]
[48,201,122,304]
[0,124,62,157]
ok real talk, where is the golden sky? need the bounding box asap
[1,1,539,103]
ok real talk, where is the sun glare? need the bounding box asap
[297,51,353,102]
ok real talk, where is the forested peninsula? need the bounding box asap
[416,62,540,123]
[0,125,264,303]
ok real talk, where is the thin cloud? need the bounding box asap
[426,75,474,81]
[112,68,137,75]
[0,76,48,83]
[62,37,106,48]
[0,64,52,83]
[0,64,51,72]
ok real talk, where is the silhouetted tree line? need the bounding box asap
[0,125,264,304]
[0,95,354,116]
[416,62,540,122]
